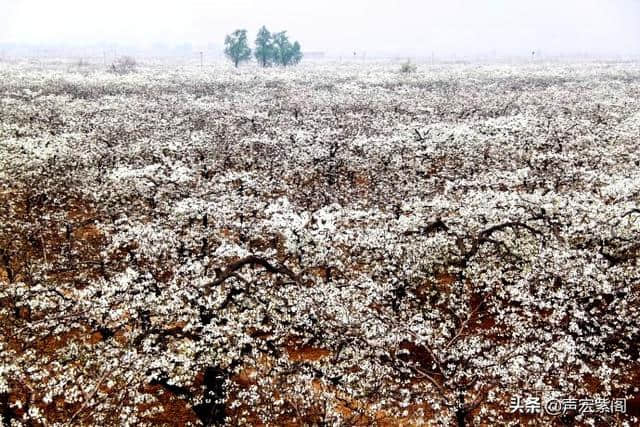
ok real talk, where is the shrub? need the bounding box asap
[399,60,417,74]
[110,56,137,74]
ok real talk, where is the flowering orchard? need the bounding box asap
[1,60,639,426]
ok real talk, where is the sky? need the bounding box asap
[1,0,639,57]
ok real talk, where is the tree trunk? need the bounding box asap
[456,408,467,427]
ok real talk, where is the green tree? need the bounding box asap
[289,41,303,65]
[224,29,251,68]
[254,26,274,67]
[272,31,290,66]
[272,31,303,66]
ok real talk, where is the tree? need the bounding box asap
[272,31,290,66]
[254,26,274,67]
[272,31,303,66]
[224,29,251,68]
[289,41,303,65]
[255,27,303,67]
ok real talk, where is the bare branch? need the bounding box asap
[206,255,300,290]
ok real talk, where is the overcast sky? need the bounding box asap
[1,0,639,56]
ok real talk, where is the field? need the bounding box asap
[1,60,639,426]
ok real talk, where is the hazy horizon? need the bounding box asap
[2,0,640,57]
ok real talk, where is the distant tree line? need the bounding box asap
[224,26,302,68]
